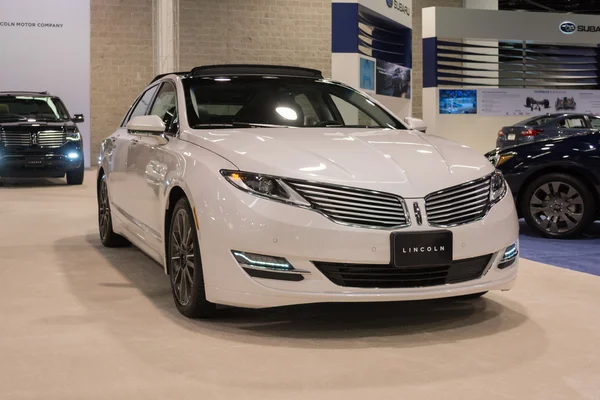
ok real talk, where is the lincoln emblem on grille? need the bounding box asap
[413,202,422,225]
[31,133,39,146]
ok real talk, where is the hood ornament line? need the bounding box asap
[413,202,422,226]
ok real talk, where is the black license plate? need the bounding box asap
[391,231,453,267]
[25,157,45,167]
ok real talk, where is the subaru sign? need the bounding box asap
[559,21,576,34]
[386,0,393,8]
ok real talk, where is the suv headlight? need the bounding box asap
[490,171,507,204]
[221,170,310,206]
[66,131,81,141]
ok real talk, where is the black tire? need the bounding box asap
[521,173,596,239]
[168,197,216,318]
[452,291,487,300]
[97,174,130,247]
[66,159,85,185]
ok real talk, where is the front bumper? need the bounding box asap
[0,142,82,178]
[196,184,520,309]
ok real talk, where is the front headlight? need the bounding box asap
[66,131,81,141]
[490,171,507,204]
[221,170,310,206]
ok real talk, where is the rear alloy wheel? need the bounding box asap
[522,173,595,239]
[98,174,130,247]
[168,198,216,318]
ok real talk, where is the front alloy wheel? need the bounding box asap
[523,173,595,239]
[168,197,216,318]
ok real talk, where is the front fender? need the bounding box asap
[161,143,237,271]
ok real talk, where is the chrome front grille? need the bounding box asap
[38,131,66,148]
[425,175,492,227]
[1,131,30,148]
[0,131,66,148]
[286,181,409,229]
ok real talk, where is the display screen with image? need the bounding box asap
[439,89,477,114]
[359,58,375,91]
[375,60,410,99]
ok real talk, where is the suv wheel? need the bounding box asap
[522,173,595,239]
[168,197,216,318]
[98,174,130,247]
[67,160,85,185]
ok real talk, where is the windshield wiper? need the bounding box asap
[192,122,290,129]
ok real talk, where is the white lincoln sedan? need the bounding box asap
[98,65,519,318]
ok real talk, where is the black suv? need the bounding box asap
[0,91,84,184]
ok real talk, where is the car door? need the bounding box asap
[556,115,589,138]
[126,81,180,253]
[108,84,159,217]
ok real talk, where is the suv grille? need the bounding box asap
[425,175,492,227]
[286,181,408,229]
[0,131,66,148]
[38,131,67,148]
[1,131,30,147]
[313,254,492,289]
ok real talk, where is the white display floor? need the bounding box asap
[1,171,599,399]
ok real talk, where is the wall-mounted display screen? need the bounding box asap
[439,89,477,114]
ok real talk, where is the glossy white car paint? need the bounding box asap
[99,74,519,309]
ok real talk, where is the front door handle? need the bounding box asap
[131,138,140,145]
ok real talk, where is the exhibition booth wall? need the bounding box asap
[331,0,412,119]
[0,0,91,167]
[422,7,600,153]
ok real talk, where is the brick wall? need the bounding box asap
[411,0,463,118]
[90,0,154,162]
[178,0,332,77]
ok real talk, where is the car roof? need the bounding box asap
[150,64,324,84]
[0,91,51,96]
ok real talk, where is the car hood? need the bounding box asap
[184,128,494,197]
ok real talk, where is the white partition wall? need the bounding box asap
[331,0,412,119]
[422,7,600,153]
[0,0,91,167]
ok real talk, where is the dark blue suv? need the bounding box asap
[496,113,600,149]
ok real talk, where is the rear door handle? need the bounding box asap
[131,138,140,145]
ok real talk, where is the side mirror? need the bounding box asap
[404,117,427,133]
[72,114,85,123]
[127,115,166,134]
[127,115,168,145]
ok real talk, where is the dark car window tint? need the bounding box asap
[517,115,556,126]
[125,85,159,125]
[0,95,69,121]
[183,77,405,129]
[590,118,600,129]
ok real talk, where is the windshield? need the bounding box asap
[517,115,557,127]
[183,77,406,129]
[0,95,70,122]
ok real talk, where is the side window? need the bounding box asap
[562,116,586,129]
[149,82,178,133]
[590,117,600,129]
[122,85,159,126]
[330,95,378,127]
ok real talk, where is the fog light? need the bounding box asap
[232,251,309,281]
[67,152,79,159]
[498,242,518,269]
